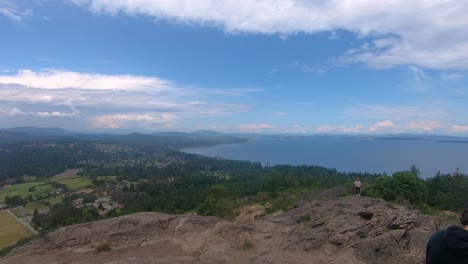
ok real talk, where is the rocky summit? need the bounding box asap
[1,196,457,264]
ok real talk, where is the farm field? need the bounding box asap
[51,169,80,180]
[53,177,92,191]
[51,169,92,191]
[0,211,31,249]
[97,175,118,182]
[0,182,55,203]
[11,202,49,218]
[45,195,64,205]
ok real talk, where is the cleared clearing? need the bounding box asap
[0,211,31,249]
[0,182,54,203]
[11,202,49,218]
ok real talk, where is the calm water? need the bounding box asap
[185,137,468,178]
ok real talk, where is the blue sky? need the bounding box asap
[1,0,468,135]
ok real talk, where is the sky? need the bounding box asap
[1,0,468,135]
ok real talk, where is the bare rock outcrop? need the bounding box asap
[1,196,457,264]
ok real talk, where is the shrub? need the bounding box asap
[301,214,311,222]
[240,240,254,250]
[95,243,111,252]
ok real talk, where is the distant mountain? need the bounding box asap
[0,130,42,143]
[4,127,78,136]
[1,127,467,144]
[370,133,468,143]
[152,131,194,137]
[191,130,225,136]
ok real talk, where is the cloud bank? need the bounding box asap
[71,0,468,70]
[0,69,254,130]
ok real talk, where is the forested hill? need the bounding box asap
[0,131,247,180]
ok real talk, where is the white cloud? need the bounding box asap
[346,104,446,121]
[0,0,31,22]
[239,123,273,132]
[8,107,27,116]
[92,113,175,129]
[0,69,171,91]
[405,121,443,132]
[0,69,254,118]
[36,110,80,118]
[407,65,430,93]
[311,121,463,134]
[441,73,464,81]
[368,120,443,133]
[368,120,398,132]
[273,112,287,118]
[71,0,468,70]
[268,68,279,74]
[286,124,312,134]
[6,107,80,118]
[452,125,468,133]
[0,69,259,130]
[346,39,468,70]
[317,125,363,133]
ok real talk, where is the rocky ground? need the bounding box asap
[1,196,458,264]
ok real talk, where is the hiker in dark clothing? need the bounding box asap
[426,202,468,264]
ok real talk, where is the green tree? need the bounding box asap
[393,171,428,205]
[366,170,428,206]
[208,185,226,200]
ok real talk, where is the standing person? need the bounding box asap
[426,202,468,264]
[354,178,361,197]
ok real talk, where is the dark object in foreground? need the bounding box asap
[426,202,468,264]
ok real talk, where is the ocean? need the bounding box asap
[185,137,468,178]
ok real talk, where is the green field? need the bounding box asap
[0,211,32,249]
[0,182,55,203]
[11,203,49,218]
[22,176,38,182]
[97,175,118,182]
[51,169,81,180]
[53,177,92,191]
[51,170,92,191]
[46,195,64,205]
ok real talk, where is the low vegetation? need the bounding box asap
[52,177,92,191]
[11,202,49,218]
[240,240,254,250]
[95,243,111,252]
[0,211,31,249]
[364,165,468,213]
[0,182,55,204]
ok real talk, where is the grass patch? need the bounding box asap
[0,236,33,257]
[300,214,311,222]
[22,176,38,182]
[0,211,32,249]
[11,202,49,218]
[45,195,64,205]
[265,193,301,214]
[51,169,80,180]
[0,182,55,203]
[240,240,254,250]
[95,243,111,252]
[97,176,118,182]
[52,177,92,191]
